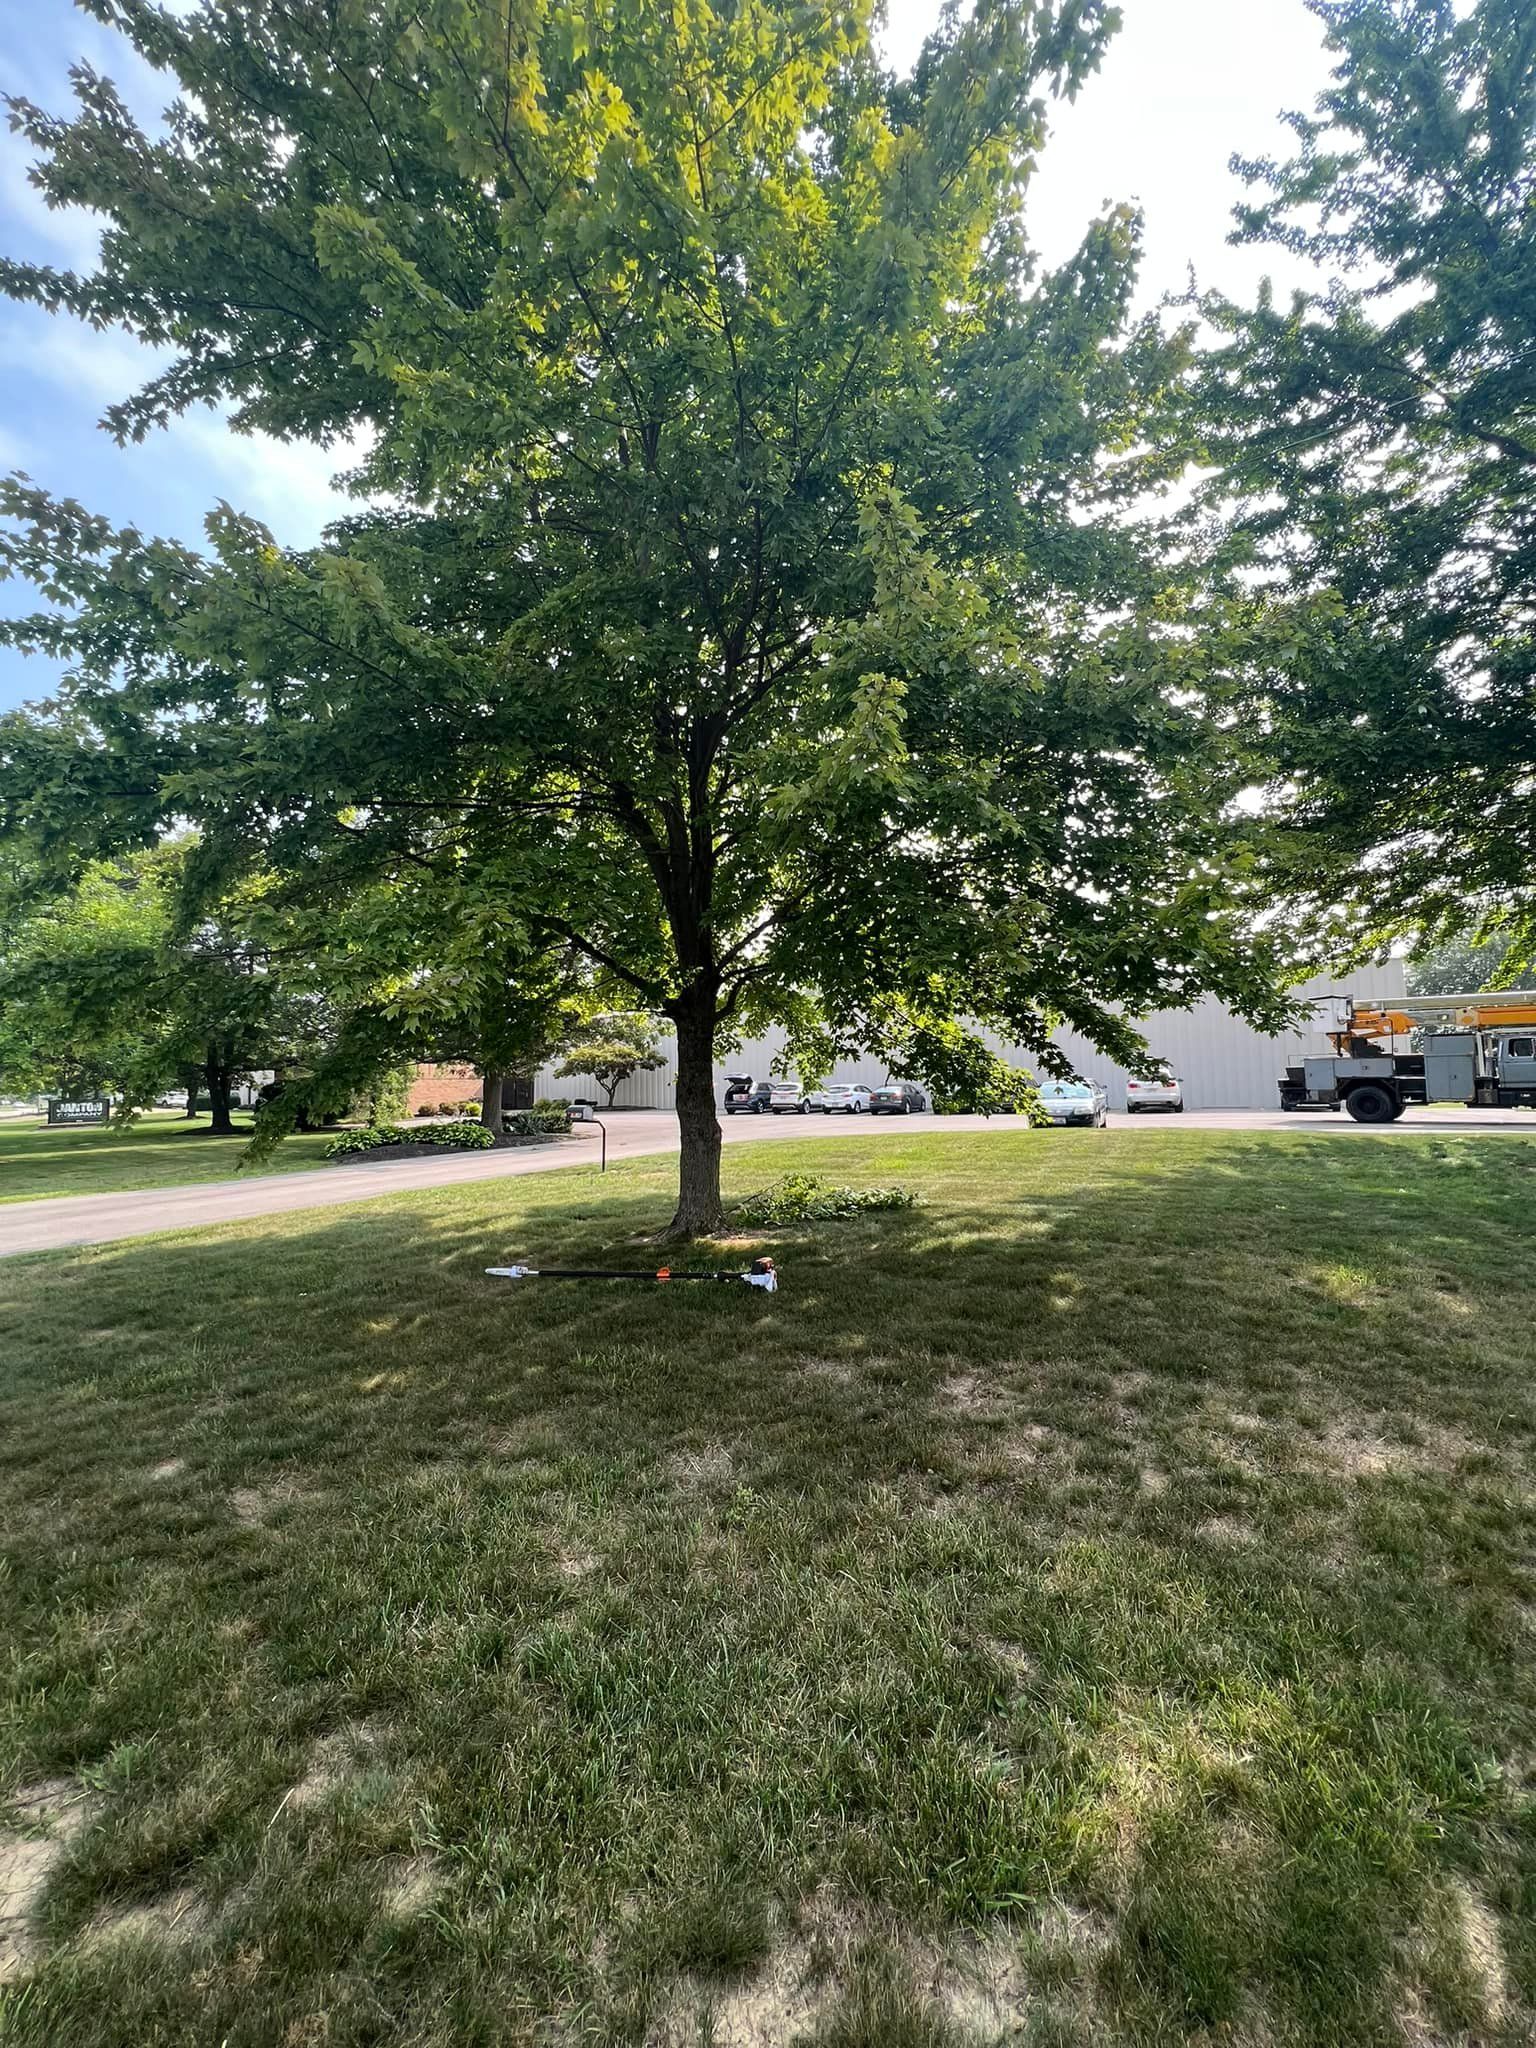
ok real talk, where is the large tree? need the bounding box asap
[1,0,1292,1231]
[1189,0,1536,972]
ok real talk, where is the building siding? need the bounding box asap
[534,964,1408,1114]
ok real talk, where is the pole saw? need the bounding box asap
[486,1257,777,1291]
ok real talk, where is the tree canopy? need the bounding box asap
[1,0,1296,1227]
[0,842,334,1129]
[1191,0,1536,973]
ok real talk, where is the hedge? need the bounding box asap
[325,1120,496,1159]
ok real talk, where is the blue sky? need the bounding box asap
[0,0,1332,713]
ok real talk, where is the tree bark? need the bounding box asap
[205,1043,236,1135]
[669,997,724,1236]
[480,1068,506,1135]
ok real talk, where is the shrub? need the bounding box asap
[731,1173,916,1227]
[371,1064,415,1122]
[415,1104,435,1118]
[325,1119,496,1159]
[438,1098,463,1116]
[460,1099,480,1116]
[507,1104,571,1137]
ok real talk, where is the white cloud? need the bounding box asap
[2,304,364,545]
[175,414,368,544]
[0,147,104,270]
[2,313,168,403]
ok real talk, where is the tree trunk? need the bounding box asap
[206,1043,236,1135]
[480,1068,506,1136]
[178,1063,203,1118]
[669,998,724,1236]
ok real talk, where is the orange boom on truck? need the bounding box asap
[1278,992,1536,1123]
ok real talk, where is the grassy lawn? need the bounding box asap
[0,1113,337,1204]
[1,1129,1533,2046]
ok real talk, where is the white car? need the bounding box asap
[1125,1073,1184,1114]
[767,1081,810,1114]
[1037,1079,1109,1128]
[810,1083,872,1114]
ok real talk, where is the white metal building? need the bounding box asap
[537,962,1409,1114]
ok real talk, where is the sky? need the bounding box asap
[0,0,1337,713]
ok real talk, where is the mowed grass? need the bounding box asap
[0,1113,336,1204]
[1,1129,1534,2047]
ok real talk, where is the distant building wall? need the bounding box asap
[406,1063,480,1115]
[535,963,1409,1114]
[1048,964,1408,1112]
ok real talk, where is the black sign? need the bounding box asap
[47,1098,110,1126]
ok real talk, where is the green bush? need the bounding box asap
[731,1173,916,1227]
[371,1064,415,1122]
[507,1104,571,1136]
[325,1120,496,1159]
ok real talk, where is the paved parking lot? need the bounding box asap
[2,1103,1530,1258]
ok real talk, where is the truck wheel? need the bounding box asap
[1345,1084,1397,1124]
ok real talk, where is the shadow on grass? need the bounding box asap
[1,1131,1533,2047]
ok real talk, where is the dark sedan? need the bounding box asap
[867,1081,928,1115]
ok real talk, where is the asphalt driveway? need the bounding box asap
[1,1104,1530,1258]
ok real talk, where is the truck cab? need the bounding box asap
[1493,1032,1536,1103]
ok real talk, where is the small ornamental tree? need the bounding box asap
[1,0,1294,1231]
[555,1015,667,1106]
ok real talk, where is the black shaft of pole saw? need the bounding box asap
[520,1268,746,1282]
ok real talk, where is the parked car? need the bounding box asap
[868,1081,929,1116]
[810,1083,872,1114]
[1037,1078,1109,1128]
[768,1080,810,1114]
[723,1076,773,1115]
[1125,1072,1184,1114]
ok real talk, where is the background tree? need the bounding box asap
[1,0,1295,1231]
[1406,932,1520,997]
[0,842,338,1133]
[0,857,171,1104]
[239,858,590,1146]
[555,1014,666,1108]
[1189,0,1536,972]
